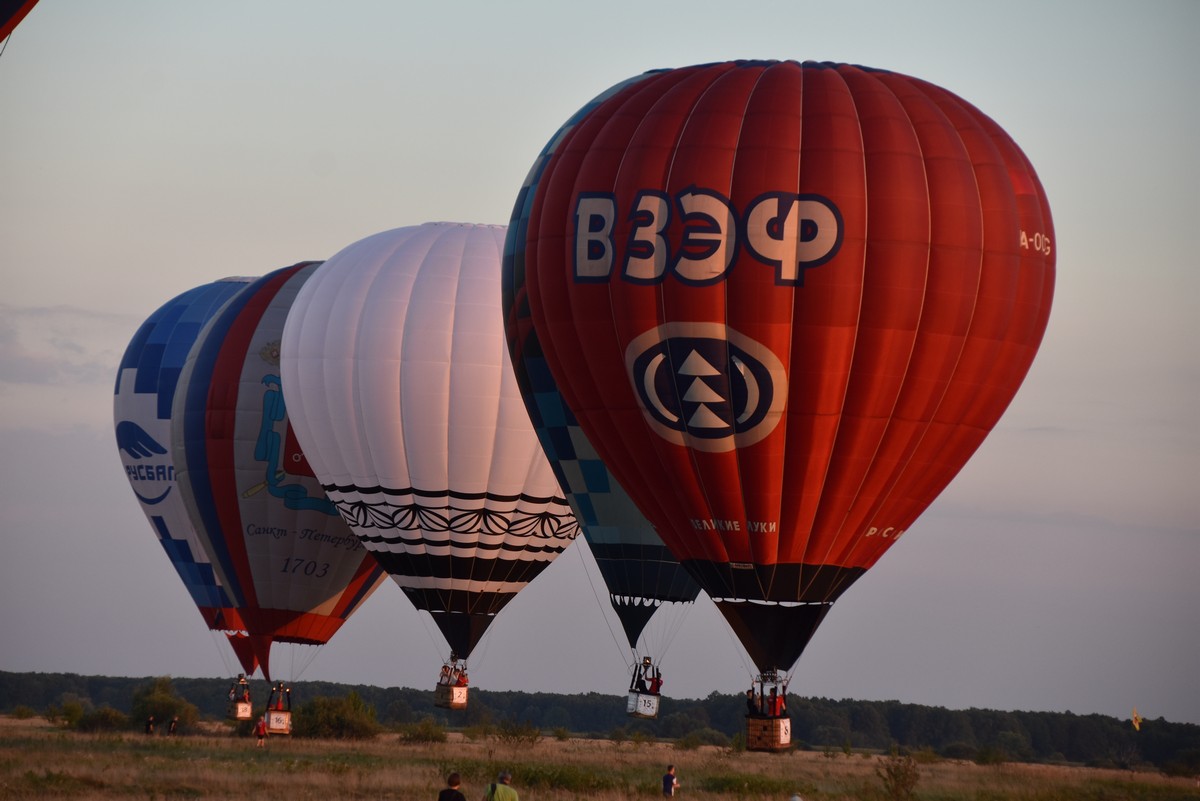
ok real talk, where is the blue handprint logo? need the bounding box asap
[116,421,172,504]
[116,421,167,459]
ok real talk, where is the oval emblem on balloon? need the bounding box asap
[625,322,786,452]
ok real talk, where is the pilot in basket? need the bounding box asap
[434,651,469,710]
[226,674,253,721]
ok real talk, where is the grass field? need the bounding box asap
[1,715,1197,801]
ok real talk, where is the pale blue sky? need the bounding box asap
[2,1,1197,725]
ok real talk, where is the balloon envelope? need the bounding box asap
[580,493,701,653]
[114,277,259,674]
[504,286,700,652]
[172,262,386,679]
[504,60,1055,673]
[281,222,580,660]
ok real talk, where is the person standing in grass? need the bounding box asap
[481,771,518,801]
[438,771,466,801]
[662,764,680,797]
[254,716,268,748]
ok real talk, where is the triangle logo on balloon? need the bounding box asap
[624,322,786,453]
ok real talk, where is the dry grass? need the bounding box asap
[1,715,1196,800]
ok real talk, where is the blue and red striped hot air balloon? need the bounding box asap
[172,262,386,680]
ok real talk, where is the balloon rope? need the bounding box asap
[471,620,492,671]
[650,599,692,662]
[415,607,451,664]
[209,629,239,678]
[288,643,322,682]
[574,538,635,670]
[717,606,758,682]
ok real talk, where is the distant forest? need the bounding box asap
[2,670,1197,776]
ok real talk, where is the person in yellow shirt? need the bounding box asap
[481,771,518,801]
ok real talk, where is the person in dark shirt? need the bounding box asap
[662,764,680,797]
[438,771,466,801]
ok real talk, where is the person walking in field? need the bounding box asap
[481,771,518,801]
[662,764,680,797]
[254,716,268,748]
[439,771,466,801]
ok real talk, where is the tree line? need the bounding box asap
[1,670,1196,776]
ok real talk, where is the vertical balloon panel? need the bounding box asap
[113,278,253,647]
[506,60,1055,673]
[503,224,701,655]
[173,262,386,678]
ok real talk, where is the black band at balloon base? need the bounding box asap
[714,599,833,674]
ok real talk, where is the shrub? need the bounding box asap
[43,693,91,729]
[495,718,541,746]
[462,721,496,741]
[129,677,199,732]
[399,716,447,744]
[76,705,129,733]
[675,727,730,750]
[60,699,86,729]
[293,692,381,739]
[876,751,920,801]
[12,705,36,720]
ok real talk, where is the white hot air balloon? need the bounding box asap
[281,222,578,707]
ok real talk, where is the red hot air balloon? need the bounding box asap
[504,60,1055,677]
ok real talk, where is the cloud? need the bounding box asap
[0,304,136,383]
[0,304,140,432]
